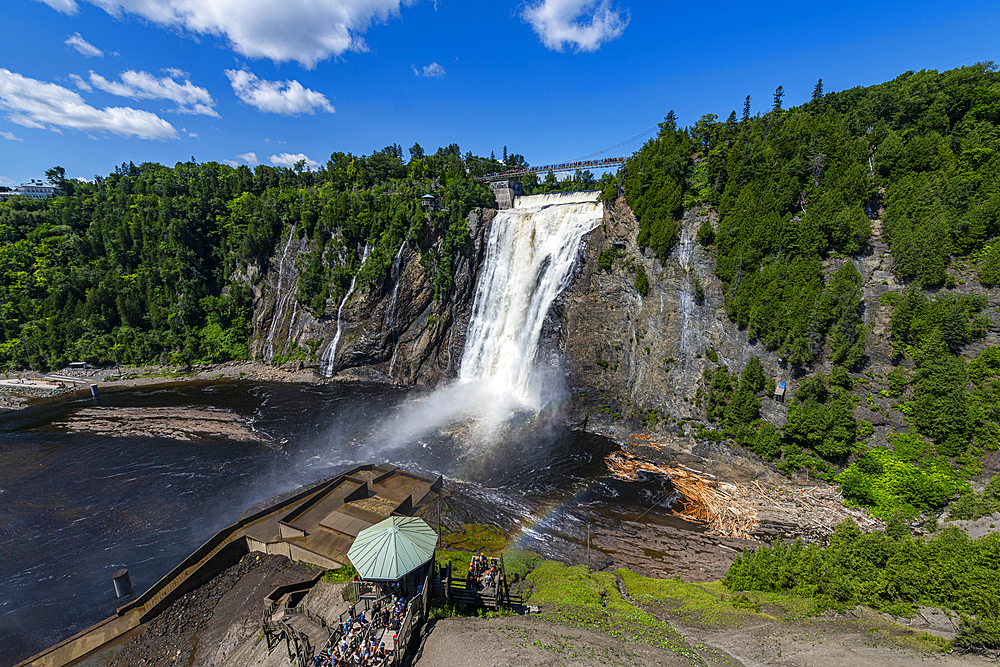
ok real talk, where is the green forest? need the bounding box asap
[617,63,1000,522]
[0,144,498,370]
[610,63,1000,647]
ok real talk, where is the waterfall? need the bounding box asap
[459,191,603,406]
[263,228,298,364]
[676,221,698,361]
[320,243,371,377]
[386,242,406,381]
[364,191,603,456]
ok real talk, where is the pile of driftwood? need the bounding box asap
[605,449,882,541]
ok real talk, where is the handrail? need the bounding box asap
[475,157,626,182]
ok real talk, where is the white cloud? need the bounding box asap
[420,62,445,78]
[0,68,177,140]
[68,74,93,91]
[52,0,414,68]
[35,0,79,13]
[522,0,629,52]
[89,69,219,116]
[225,70,334,115]
[1,130,23,141]
[0,176,13,186]
[222,151,259,167]
[65,33,103,57]
[269,152,319,169]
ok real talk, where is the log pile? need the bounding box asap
[605,449,882,541]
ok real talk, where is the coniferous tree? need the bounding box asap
[742,95,751,123]
[772,86,784,111]
[812,78,824,101]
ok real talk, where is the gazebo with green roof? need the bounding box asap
[347,516,437,595]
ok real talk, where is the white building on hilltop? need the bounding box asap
[0,179,56,201]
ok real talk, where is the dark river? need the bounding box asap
[0,380,682,666]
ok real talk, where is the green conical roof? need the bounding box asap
[347,516,437,581]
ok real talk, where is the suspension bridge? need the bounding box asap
[471,125,660,182]
[474,157,627,182]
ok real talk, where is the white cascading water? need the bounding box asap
[386,242,407,381]
[263,229,298,363]
[320,243,370,377]
[368,191,603,454]
[459,191,604,406]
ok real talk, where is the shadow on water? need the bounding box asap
[0,380,683,665]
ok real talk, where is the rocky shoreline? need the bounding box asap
[0,360,328,412]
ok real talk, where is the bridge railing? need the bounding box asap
[475,157,626,182]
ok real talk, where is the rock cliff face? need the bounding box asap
[246,194,1000,445]
[247,209,493,385]
[556,198,789,438]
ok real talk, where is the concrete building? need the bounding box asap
[489,179,523,209]
[0,179,56,200]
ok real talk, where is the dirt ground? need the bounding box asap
[75,552,994,667]
[78,554,319,667]
[414,610,989,667]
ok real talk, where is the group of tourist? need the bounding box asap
[314,630,389,667]
[466,554,500,591]
[309,593,414,667]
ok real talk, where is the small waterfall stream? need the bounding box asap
[676,221,698,364]
[263,228,299,363]
[386,242,406,380]
[320,243,371,377]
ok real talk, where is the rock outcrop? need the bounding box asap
[246,208,493,385]
[557,198,789,438]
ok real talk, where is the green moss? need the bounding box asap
[440,523,506,553]
[619,572,815,627]
[322,562,357,583]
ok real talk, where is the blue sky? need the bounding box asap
[1,0,999,186]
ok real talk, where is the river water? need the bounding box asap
[1,191,692,665]
[0,380,687,666]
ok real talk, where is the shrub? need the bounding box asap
[692,273,705,303]
[837,447,967,519]
[724,519,1000,648]
[635,265,650,296]
[696,218,715,246]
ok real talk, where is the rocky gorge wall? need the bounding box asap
[245,208,493,386]
[555,198,790,440]
[244,194,1000,456]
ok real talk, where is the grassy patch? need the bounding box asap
[440,523,506,552]
[526,561,701,662]
[619,571,814,627]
